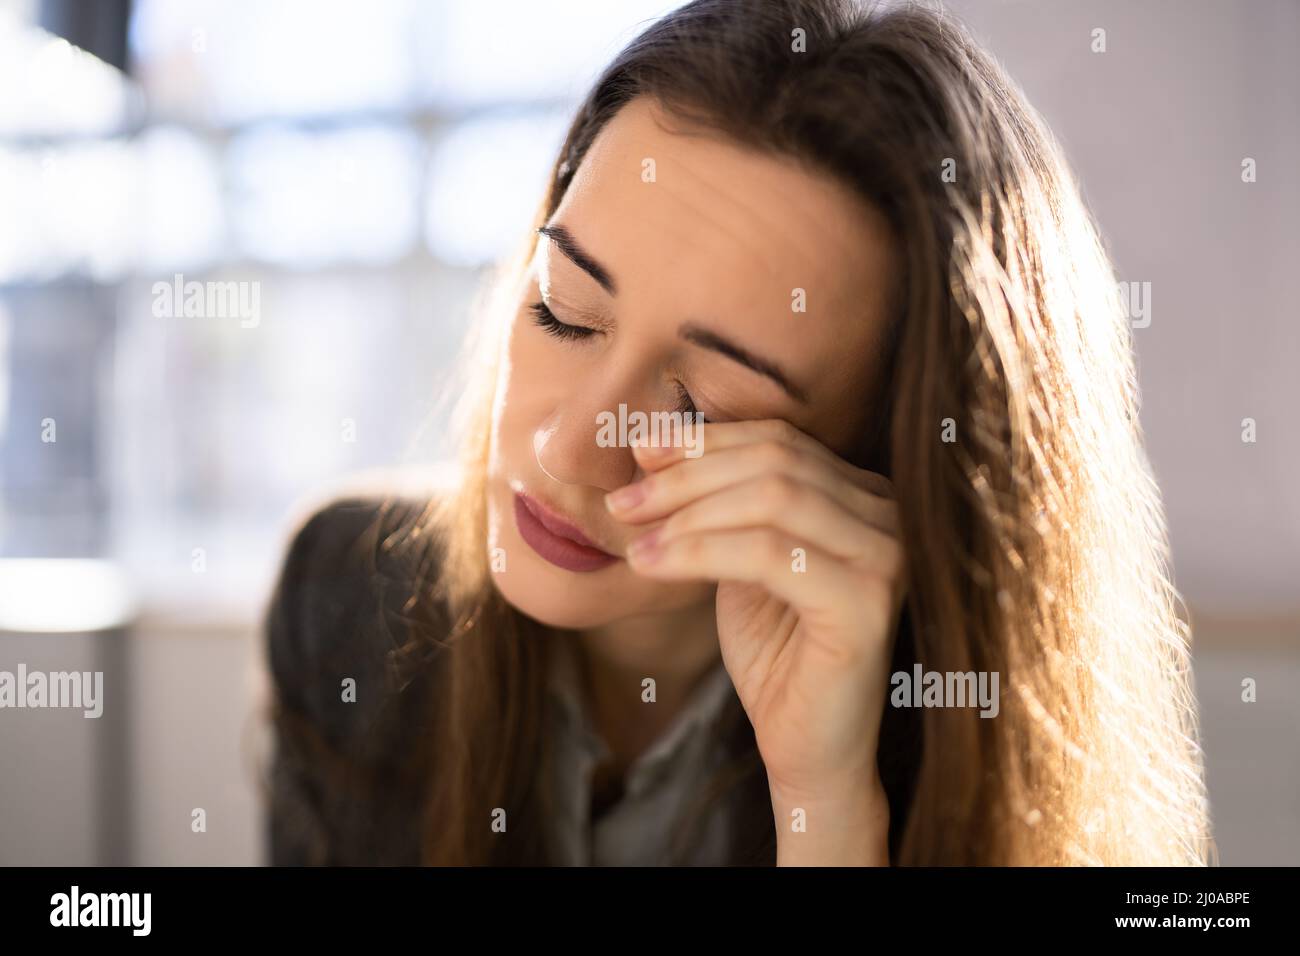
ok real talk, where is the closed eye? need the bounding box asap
[529,300,714,422]
[529,301,597,342]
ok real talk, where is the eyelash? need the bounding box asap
[529,301,595,342]
[529,300,708,424]
[673,380,707,424]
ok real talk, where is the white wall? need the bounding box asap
[948,0,1300,619]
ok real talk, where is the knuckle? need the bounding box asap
[877,537,905,579]
[757,439,798,471]
[760,473,801,509]
[861,470,897,499]
[859,573,892,608]
[763,418,799,445]
[759,530,788,563]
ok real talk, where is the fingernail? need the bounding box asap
[627,527,662,562]
[632,441,674,462]
[605,481,647,513]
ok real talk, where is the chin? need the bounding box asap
[488,572,626,630]
[485,542,710,630]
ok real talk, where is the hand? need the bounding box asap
[605,419,906,863]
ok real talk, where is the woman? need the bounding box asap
[263,0,1213,866]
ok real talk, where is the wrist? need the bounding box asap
[769,771,891,866]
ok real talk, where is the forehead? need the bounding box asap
[551,97,897,419]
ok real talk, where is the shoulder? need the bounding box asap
[264,481,455,865]
[265,472,454,759]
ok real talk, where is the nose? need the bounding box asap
[534,392,650,494]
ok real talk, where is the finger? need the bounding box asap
[627,526,878,622]
[610,437,899,534]
[659,473,903,577]
[632,418,896,499]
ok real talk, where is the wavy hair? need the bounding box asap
[374,0,1214,866]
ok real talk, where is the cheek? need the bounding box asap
[490,307,589,477]
[504,308,584,402]
[492,312,547,446]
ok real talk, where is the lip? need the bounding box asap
[513,492,620,573]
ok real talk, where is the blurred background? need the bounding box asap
[0,0,1296,865]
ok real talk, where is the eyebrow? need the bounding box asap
[678,323,809,404]
[538,222,808,404]
[537,225,616,295]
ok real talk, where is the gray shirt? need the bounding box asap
[543,634,742,866]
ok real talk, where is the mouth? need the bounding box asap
[512,491,621,573]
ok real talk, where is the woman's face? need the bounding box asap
[486,97,899,629]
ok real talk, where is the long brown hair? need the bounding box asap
[312,0,1213,866]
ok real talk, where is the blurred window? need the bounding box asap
[0,0,681,618]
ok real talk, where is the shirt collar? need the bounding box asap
[546,633,737,786]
